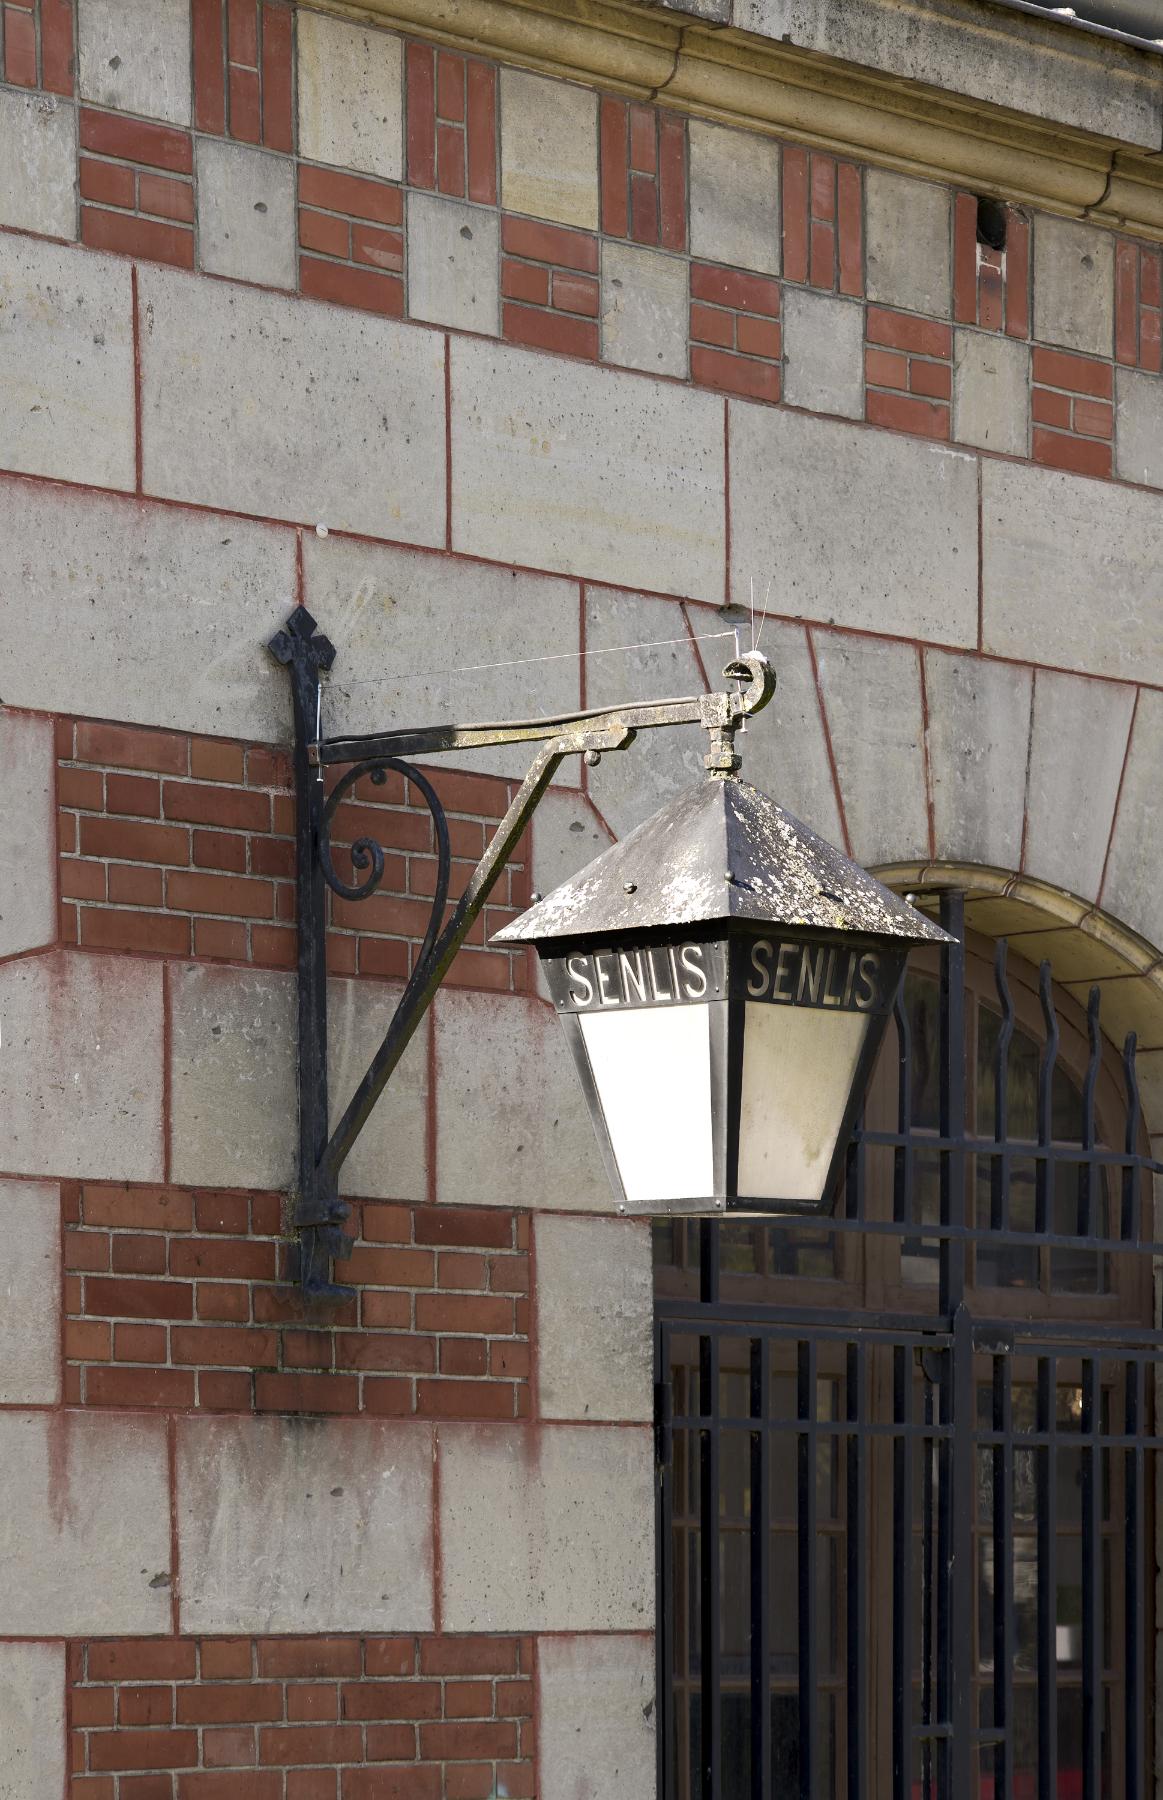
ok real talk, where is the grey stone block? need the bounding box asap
[729,401,978,645]
[0,478,295,738]
[451,338,724,601]
[539,1635,656,1800]
[1024,669,1135,901]
[434,989,610,1210]
[1115,367,1163,489]
[689,119,780,275]
[0,713,56,960]
[781,288,864,419]
[407,192,500,336]
[923,650,1032,870]
[583,585,709,837]
[440,1423,654,1630]
[1032,216,1114,357]
[0,1644,64,1800]
[725,612,846,848]
[77,0,191,124]
[537,1216,652,1421]
[953,329,1029,457]
[0,1182,59,1406]
[0,90,76,240]
[1086,687,1163,947]
[0,951,163,1181]
[176,1416,434,1633]
[982,462,1163,683]
[305,533,581,782]
[139,265,445,545]
[530,790,613,898]
[500,67,598,230]
[0,1412,171,1633]
[601,241,688,378]
[866,168,951,316]
[0,234,133,490]
[813,631,929,866]
[297,11,403,181]
[168,965,427,1199]
[195,140,297,290]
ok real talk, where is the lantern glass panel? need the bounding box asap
[738,1002,871,1204]
[579,1002,714,1203]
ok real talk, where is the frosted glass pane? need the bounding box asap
[579,1004,714,1203]
[738,1003,870,1203]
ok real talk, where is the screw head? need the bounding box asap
[584,748,602,767]
[623,880,637,895]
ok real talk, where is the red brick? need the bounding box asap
[344,1765,438,1798]
[258,1725,362,1765]
[202,1725,258,1767]
[81,908,192,955]
[547,270,598,317]
[249,837,295,879]
[287,1775,338,1800]
[500,215,598,273]
[1005,213,1030,338]
[172,1325,277,1366]
[86,1276,194,1320]
[1072,396,1114,439]
[909,358,953,401]
[255,1372,359,1413]
[465,59,497,205]
[66,1317,112,1359]
[358,1203,411,1244]
[87,1366,196,1406]
[782,144,809,285]
[866,388,949,440]
[690,263,779,316]
[193,1192,249,1233]
[418,1379,514,1418]
[252,925,297,968]
[163,782,268,830]
[199,1639,254,1679]
[300,257,404,317]
[498,258,546,311]
[437,119,466,196]
[414,1209,513,1250]
[1031,385,1071,428]
[196,1281,251,1322]
[866,307,951,358]
[836,161,862,297]
[1142,307,1162,374]
[1116,241,1140,365]
[198,1370,253,1409]
[444,1769,499,1800]
[167,872,274,919]
[299,207,350,257]
[691,345,780,403]
[953,192,977,325]
[80,815,188,864]
[112,1235,168,1275]
[119,1684,175,1726]
[364,1638,415,1677]
[629,170,657,246]
[86,1641,197,1681]
[809,217,834,290]
[90,1729,199,1772]
[351,223,404,272]
[1143,249,1162,309]
[1030,346,1112,397]
[362,1377,413,1416]
[335,1333,435,1373]
[420,1720,519,1760]
[488,1255,529,1295]
[438,1337,486,1376]
[1032,427,1112,478]
[120,1781,174,1800]
[445,1679,493,1719]
[229,60,261,142]
[341,1679,440,1720]
[280,1329,332,1370]
[600,96,629,238]
[80,157,136,208]
[139,172,195,222]
[41,0,73,93]
[358,1290,411,1330]
[114,1320,168,1360]
[406,39,437,188]
[73,1686,117,1727]
[260,1,294,152]
[978,258,1004,332]
[497,1677,534,1715]
[494,1762,536,1799]
[415,1293,513,1333]
[58,763,105,808]
[177,1684,283,1725]
[170,1238,276,1280]
[75,723,189,775]
[178,1777,282,1800]
[61,859,107,903]
[435,1251,488,1289]
[489,1341,529,1379]
[502,302,598,359]
[258,1638,361,1679]
[84,1185,193,1231]
[192,830,248,873]
[227,0,258,67]
[287,1682,338,1723]
[299,165,403,226]
[78,109,194,171]
[82,208,195,267]
[193,0,227,133]
[107,864,165,906]
[735,314,781,359]
[809,152,835,222]
[336,1245,433,1287]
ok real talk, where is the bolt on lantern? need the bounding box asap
[493,771,951,1217]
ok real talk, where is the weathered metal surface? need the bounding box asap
[494,776,953,947]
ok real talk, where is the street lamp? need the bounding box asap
[493,767,949,1216]
[270,608,951,1291]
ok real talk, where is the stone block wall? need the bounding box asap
[3,1,1163,1796]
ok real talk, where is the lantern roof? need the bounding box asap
[493,775,953,946]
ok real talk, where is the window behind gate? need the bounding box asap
[653,893,1162,1800]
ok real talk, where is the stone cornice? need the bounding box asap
[310,0,1163,238]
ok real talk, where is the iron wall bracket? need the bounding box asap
[269,607,775,1296]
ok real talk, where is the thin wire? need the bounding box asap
[333,630,739,689]
[753,576,774,654]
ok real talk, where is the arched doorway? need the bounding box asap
[653,885,1163,1800]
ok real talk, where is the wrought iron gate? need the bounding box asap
[654,893,1163,1800]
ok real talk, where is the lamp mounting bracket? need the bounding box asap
[269,607,775,1296]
